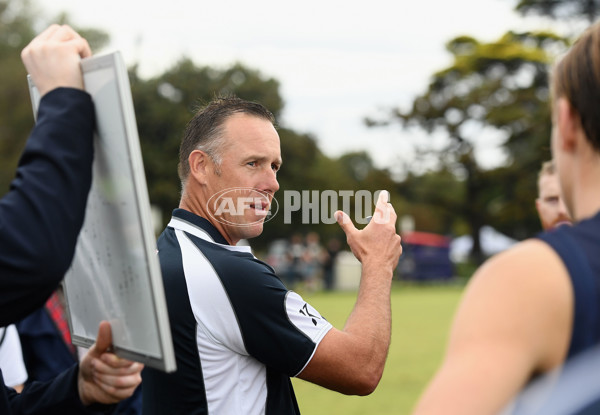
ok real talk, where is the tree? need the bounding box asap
[396,168,465,236]
[368,31,569,262]
[0,0,110,198]
[515,0,600,23]
[0,0,37,196]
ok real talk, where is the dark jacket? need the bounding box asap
[0,87,111,414]
[16,306,142,414]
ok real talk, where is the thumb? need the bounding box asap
[335,211,357,235]
[91,320,113,356]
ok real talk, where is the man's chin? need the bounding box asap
[240,228,263,242]
[236,220,265,239]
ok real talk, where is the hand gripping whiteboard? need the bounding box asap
[28,51,176,372]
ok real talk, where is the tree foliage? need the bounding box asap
[0,0,37,195]
[515,0,600,22]
[0,1,110,198]
[369,30,569,261]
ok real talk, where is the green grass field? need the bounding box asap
[292,282,464,414]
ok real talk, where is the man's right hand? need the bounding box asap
[335,190,402,272]
[21,24,92,97]
[297,190,402,395]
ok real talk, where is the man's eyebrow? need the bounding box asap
[244,154,283,165]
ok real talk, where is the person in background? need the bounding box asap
[17,287,142,414]
[16,286,142,415]
[322,238,341,291]
[0,24,143,413]
[412,21,600,414]
[17,288,77,386]
[287,232,307,288]
[536,159,572,230]
[302,231,326,291]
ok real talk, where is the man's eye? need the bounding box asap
[544,196,559,205]
[247,161,256,167]
[271,163,280,172]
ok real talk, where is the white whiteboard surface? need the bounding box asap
[28,51,176,372]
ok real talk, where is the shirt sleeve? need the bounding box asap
[220,255,333,376]
[0,88,95,326]
[3,364,115,415]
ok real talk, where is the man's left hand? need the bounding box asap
[77,321,143,406]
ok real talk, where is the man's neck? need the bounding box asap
[178,199,236,245]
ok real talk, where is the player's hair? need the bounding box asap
[539,160,556,177]
[178,95,276,183]
[551,21,600,152]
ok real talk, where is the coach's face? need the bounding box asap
[204,113,281,245]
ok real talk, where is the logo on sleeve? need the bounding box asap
[299,303,319,326]
[285,291,331,342]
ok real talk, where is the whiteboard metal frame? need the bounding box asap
[28,51,176,372]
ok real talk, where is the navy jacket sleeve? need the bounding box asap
[1,365,113,415]
[0,88,95,326]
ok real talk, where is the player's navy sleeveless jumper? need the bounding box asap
[537,211,600,358]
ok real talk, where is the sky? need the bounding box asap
[34,0,559,176]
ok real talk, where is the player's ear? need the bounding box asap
[556,97,580,152]
[188,150,210,184]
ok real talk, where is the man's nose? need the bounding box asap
[557,197,570,219]
[262,167,279,194]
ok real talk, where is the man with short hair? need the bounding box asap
[536,160,571,230]
[142,96,402,414]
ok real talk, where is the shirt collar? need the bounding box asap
[168,208,230,245]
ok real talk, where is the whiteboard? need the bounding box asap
[28,51,176,372]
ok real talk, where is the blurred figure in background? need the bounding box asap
[302,231,326,291]
[288,233,307,288]
[322,238,341,291]
[17,288,143,414]
[17,288,77,386]
[536,160,572,230]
